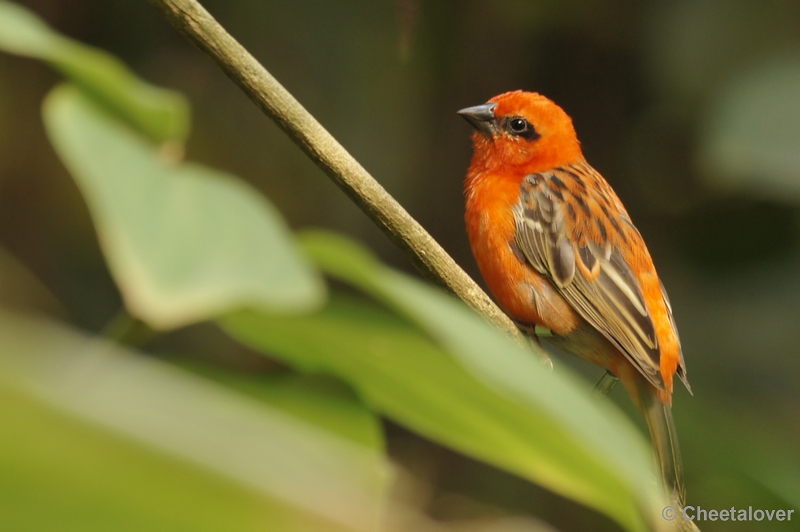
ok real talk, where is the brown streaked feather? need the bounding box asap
[512,163,682,390]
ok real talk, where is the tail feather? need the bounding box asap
[641,392,686,506]
[547,326,689,508]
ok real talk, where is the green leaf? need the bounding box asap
[0,1,189,142]
[223,238,666,532]
[0,310,390,532]
[42,85,324,329]
[175,363,385,450]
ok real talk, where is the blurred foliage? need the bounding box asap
[44,84,324,329]
[0,1,799,531]
[0,309,386,532]
[0,1,188,142]
[0,2,668,531]
[225,231,662,531]
[698,53,800,201]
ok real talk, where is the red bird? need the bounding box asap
[459,91,691,504]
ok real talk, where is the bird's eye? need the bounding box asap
[505,117,539,140]
[508,118,528,133]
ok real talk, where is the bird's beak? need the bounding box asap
[458,102,498,136]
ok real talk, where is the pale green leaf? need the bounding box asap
[43,85,325,329]
[177,364,385,450]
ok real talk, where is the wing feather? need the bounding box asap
[514,169,666,388]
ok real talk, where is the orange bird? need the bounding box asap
[459,91,691,505]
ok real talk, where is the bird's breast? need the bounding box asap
[465,171,581,334]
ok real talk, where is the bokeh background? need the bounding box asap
[1,1,799,530]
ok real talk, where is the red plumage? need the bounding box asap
[460,90,691,505]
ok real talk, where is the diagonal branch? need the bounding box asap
[146,0,529,343]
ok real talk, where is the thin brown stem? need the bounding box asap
[146,0,533,346]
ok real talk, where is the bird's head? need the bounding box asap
[458,91,583,175]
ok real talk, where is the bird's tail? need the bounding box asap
[548,327,688,507]
[640,390,686,507]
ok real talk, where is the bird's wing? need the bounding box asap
[512,169,666,389]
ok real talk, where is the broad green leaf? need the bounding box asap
[223,281,665,532]
[0,385,357,532]
[0,0,188,142]
[300,231,658,490]
[698,53,800,201]
[0,310,390,532]
[43,85,324,329]
[176,363,385,450]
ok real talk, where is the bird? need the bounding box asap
[458,90,691,506]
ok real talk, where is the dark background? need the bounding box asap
[1,1,799,530]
